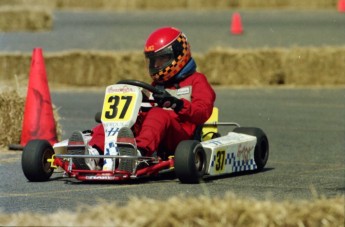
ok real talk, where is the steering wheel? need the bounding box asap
[116,80,164,95]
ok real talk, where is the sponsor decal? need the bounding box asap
[145,45,154,52]
[85,175,116,180]
[107,85,135,93]
[203,140,222,146]
[105,127,120,137]
[176,87,190,96]
[103,122,126,128]
[237,144,254,163]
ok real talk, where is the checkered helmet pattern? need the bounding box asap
[144,27,192,83]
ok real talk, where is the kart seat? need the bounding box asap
[194,107,221,142]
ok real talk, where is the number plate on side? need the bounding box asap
[201,132,257,176]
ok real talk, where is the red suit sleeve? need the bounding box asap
[177,72,216,125]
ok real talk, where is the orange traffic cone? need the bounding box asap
[20,48,57,147]
[231,12,243,35]
[338,0,345,12]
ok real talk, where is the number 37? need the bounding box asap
[215,150,226,172]
[104,95,132,120]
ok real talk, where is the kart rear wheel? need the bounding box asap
[174,140,206,184]
[22,140,55,182]
[233,127,269,171]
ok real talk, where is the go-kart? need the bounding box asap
[21,80,269,184]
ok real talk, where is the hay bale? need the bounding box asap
[0,90,24,146]
[201,47,345,86]
[0,0,337,10]
[0,193,343,226]
[186,0,234,9]
[0,86,62,147]
[202,48,285,86]
[56,0,109,10]
[139,0,188,9]
[54,0,337,10]
[239,0,291,8]
[45,51,147,86]
[286,0,336,8]
[0,6,52,31]
[0,0,56,7]
[41,47,345,86]
[283,47,345,85]
[0,47,344,87]
[0,53,31,81]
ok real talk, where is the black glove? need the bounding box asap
[153,90,184,112]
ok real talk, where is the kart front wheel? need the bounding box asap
[233,127,269,171]
[174,140,206,184]
[22,139,55,182]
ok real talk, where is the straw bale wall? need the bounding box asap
[0,90,24,146]
[0,0,337,31]
[1,47,344,87]
[237,0,337,8]
[0,0,338,9]
[0,6,52,31]
[203,47,345,86]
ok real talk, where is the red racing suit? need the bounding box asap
[89,71,216,156]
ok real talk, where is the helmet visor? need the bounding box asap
[145,47,174,76]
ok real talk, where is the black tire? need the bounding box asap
[233,127,269,171]
[174,140,206,184]
[22,140,55,182]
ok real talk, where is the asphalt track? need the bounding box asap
[0,10,344,213]
[0,9,344,52]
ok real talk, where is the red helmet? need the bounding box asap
[144,27,192,83]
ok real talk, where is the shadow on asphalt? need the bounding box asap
[203,167,275,183]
